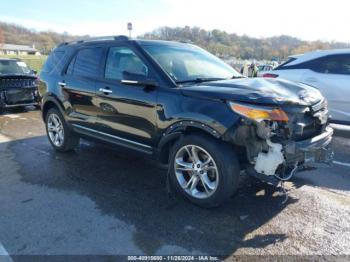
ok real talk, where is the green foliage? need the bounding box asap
[142,26,349,60]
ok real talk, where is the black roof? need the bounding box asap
[55,35,192,50]
[56,35,130,48]
[135,39,193,47]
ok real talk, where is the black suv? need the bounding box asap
[39,36,333,207]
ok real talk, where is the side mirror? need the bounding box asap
[121,71,158,87]
[31,70,37,75]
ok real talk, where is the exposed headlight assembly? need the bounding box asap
[229,102,289,122]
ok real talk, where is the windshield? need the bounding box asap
[0,60,32,75]
[142,43,242,84]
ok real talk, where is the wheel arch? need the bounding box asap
[156,121,226,164]
[41,95,65,122]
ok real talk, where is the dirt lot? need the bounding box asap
[0,108,350,260]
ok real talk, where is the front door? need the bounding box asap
[95,45,158,151]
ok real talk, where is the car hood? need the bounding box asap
[180,78,323,106]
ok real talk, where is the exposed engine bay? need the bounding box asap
[225,98,334,185]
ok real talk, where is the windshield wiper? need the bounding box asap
[176,77,226,84]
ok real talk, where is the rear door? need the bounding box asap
[61,46,104,128]
[301,54,350,123]
[94,44,159,151]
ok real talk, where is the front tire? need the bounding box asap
[45,108,80,152]
[169,134,240,208]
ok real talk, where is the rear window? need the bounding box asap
[67,48,103,78]
[41,51,65,73]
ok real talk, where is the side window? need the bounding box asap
[105,47,148,80]
[307,55,350,75]
[66,55,76,75]
[337,55,350,75]
[42,51,65,73]
[68,48,103,78]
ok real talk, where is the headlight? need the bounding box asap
[229,102,289,122]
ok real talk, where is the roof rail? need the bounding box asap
[57,35,129,47]
[78,35,129,43]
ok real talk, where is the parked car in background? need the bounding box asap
[257,64,274,77]
[39,36,333,207]
[262,49,350,124]
[0,58,39,113]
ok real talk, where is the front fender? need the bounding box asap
[157,117,234,153]
[156,119,222,164]
[163,119,222,138]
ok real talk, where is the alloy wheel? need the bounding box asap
[174,145,219,199]
[47,113,64,147]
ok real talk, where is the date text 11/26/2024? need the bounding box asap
[127,256,219,261]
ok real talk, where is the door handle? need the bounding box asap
[99,87,113,94]
[58,81,66,87]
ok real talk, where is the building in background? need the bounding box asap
[0,44,40,55]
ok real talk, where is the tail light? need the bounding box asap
[263,73,279,78]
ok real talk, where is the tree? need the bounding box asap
[1,22,349,59]
[141,26,349,60]
[0,26,4,47]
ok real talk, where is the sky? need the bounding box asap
[1,0,349,42]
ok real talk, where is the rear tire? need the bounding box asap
[45,108,80,152]
[169,134,240,208]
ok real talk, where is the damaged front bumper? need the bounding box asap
[248,126,334,186]
[0,87,40,108]
[285,126,333,167]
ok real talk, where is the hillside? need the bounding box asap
[0,22,87,54]
[142,26,349,60]
[0,22,349,59]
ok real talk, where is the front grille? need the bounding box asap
[295,121,323,141]
[0,78,37,88]
[292,100,328,141]
[4,89,35,104]
[311,99,327,112]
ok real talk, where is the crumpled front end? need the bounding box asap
[224,98,333,185]
[0,77,39,108]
